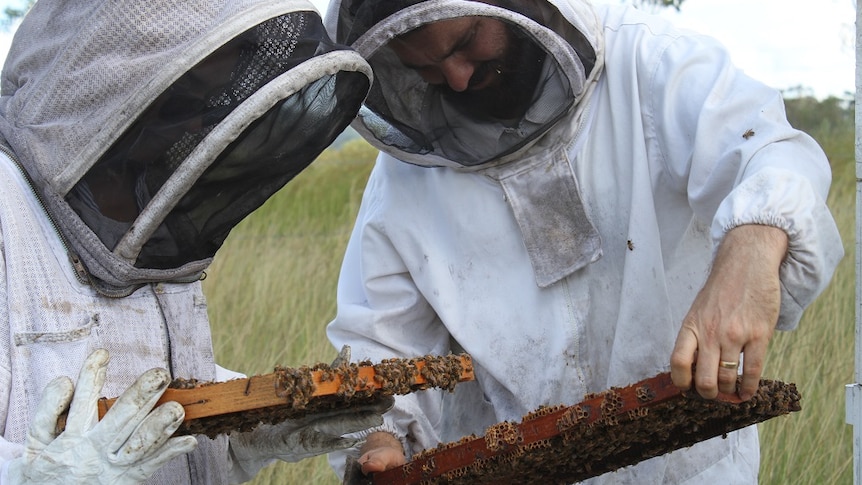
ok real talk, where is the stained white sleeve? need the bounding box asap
[646,32,843,331]
[325,159,452,477]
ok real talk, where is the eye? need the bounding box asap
[453,24,478,55]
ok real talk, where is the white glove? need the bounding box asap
[5,349,198,484]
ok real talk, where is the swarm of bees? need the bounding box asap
[371,373,800,485]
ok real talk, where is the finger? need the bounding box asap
[359,453,383,475]
[693,344,720,400]
[65,348,110,435]
[311,410,385,437]
[739,346,766,401]
[117,436,198,482]
[298,429,360,455]
[362,395,395,414]
[94,367,171,450]
[24,376,74,457]
[359,447,405,474]
[330,345,351,367]
[717,353,741,396]
[109,401,186,465]
[670,324,698,390]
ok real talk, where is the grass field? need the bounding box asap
[204,119,855,483]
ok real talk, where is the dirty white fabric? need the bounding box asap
[0,151,230,484]
[326,2,843,483]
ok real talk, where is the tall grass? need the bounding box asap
[757,119,855,484]
[204,115,855,483]
[205,139,375,484]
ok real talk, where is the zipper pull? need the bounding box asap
[68,253,90,283]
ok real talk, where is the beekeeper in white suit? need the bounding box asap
[323,0,844,482]
[0,0,393,483]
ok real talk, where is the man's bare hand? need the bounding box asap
[357,431,406,475]
[670,224,788,400]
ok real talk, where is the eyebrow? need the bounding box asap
[433,24,475,63]
[397,21,478,70]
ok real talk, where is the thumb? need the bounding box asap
[23,376,75,459]
[292,428,360,457]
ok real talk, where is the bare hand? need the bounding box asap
[357,431,406,475]
[670,224,787,400]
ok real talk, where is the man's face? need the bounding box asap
[388,16,545,120]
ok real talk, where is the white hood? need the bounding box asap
[325,0,606,287]
[325,0,604,167]
[0,0,372,295]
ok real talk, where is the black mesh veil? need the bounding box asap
[67,12,370,270]
[140,73,363,269]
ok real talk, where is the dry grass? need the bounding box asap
[757,131,855,485]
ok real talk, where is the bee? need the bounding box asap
[743,128,755,139]
[317,368,329,382]
[626,240,635,251]
[356,376,369,390]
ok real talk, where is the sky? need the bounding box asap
[0,0,854,99]
[309,0,856,99]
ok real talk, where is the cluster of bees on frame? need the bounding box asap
[271,353,472,410]
[383,379,800,484]
[169,376,203,389]
[165,354,471,439]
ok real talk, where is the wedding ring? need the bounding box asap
[719,360,739,370]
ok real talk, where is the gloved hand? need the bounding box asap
[228,346,394,481]
[5,349,198,484]
[228,397,394,480]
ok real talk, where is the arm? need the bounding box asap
[640,29,843,399]
[325,159,451,477]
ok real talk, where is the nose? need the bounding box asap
[438,58,475,92]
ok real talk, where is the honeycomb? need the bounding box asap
[368,372,800,485]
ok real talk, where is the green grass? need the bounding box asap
[205,140,374,485]
[757,123,855,484]
[204,118,855,483]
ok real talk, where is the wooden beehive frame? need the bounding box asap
[369,372,800,485]
[93,354,474,438]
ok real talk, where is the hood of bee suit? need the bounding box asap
[0,0,373,296]
[325,0,606,287]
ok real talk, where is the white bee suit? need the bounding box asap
[0,153,228,483]
[325,1,843,483]
[0,0,376,483]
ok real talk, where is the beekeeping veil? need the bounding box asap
[0,0,372,295]
[325,0,606,287]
